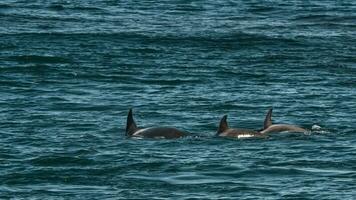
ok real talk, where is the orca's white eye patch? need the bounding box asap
[238,134,254,138]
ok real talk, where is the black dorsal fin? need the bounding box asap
[126,108,137,136]
[217,115,229,134]
[264,107,273,129]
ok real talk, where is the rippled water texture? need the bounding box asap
[1,0,356,199]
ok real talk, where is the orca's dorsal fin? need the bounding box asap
[126,108,138,136]
[264,108,273,129]
[217,115,229,134]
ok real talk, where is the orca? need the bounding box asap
[125,109,189,139]
[216,115,264,138]
[259,108,307,134]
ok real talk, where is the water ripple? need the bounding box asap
[1,0,356,199]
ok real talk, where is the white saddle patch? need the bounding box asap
[133,128,151,136]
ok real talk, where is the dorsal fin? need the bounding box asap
[264,108,273,129]
[126,108,138,136]
[217,115,229,134]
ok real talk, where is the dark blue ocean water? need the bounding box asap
[1,0,356,199]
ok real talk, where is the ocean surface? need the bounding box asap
[1,0,356,199]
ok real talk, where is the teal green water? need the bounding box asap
[1,0,356,199]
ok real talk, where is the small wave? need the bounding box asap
[29,155,95,167]
[247,6,275,13]
[162,174,232,185]
[128,77,203,85]
[71,6,106,12]
[47,4,65,10]
[0,64,62,75]
[47,4,107,13]
[0,4,11,9]
[294,14,356,23]
[125,173,237,185]
[6,55,71,64]
[0,32,300,48]
[294,167,355,175]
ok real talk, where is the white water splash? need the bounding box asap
[311,124,330,134]
[312,125,322,130]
